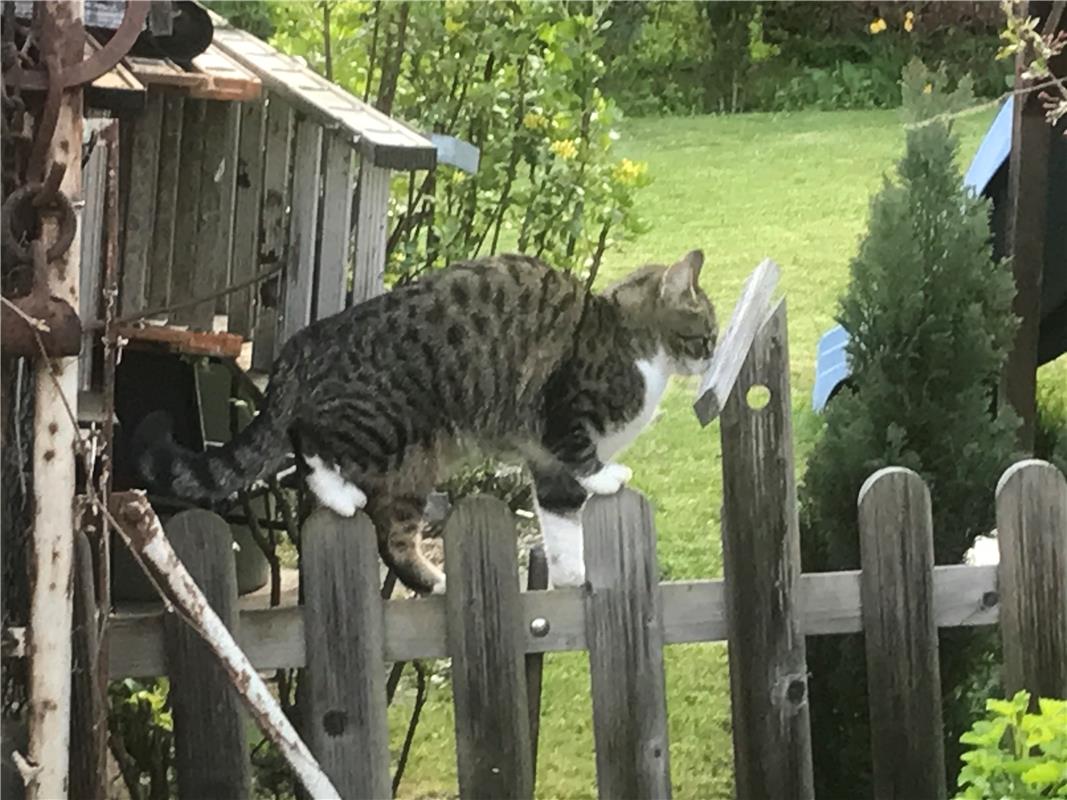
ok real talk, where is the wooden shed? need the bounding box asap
[76,4,436,393]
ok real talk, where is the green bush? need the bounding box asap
[955,691,1067,799]
[1036,370,1067,476]
[799,60,1020,797]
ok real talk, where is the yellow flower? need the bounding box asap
[612,158,648,186]
[869,17,887,34]
[923,83,933,94]
[903,10,915,32]
[522,111,546,130]
[549,139,578,160]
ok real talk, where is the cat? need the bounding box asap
[133,251,717,594]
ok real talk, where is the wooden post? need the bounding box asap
[858,468,945,800]
[301,510,391,798]
[25,3,83,797]
[351,162,391,304]
[1002,0,1063,450]
[445,496,533,799]
[996,460,1067,701]
[719,299,814,800]
[162,510,251,799]
[583,489,672,799]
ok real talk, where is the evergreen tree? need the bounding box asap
[800,60,1019,796]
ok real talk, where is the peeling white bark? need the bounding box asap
[111,493,340,800]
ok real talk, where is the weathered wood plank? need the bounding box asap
[719,299,813,800]
[445,497,532,799]
[252,96,293,371]
[228,101,265,337]
[146,91,184,311]
[351,163,391,304]
[177,100,237,329]
[315,133,355,320]
[278,116,323,347]
[162,509,251,799]
[119,90,163,317]
[78,140,107,391]
[106,564,1001,678]
[168,99,206,326]
[301,510,390,798]
[694,258,780,425]
[996,459,1067,700]
[858,468,945,800]
[584,488,672,798]
[214,103,241,315]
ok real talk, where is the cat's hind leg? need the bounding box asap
[367,492,446,595]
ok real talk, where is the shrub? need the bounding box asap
[955,691,1067,799]
[799,60,1020,796]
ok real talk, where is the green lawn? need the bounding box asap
[388,108,999,799]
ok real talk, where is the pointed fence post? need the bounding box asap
[858,468,945,800]
[445,496,533,799]
[163,509,251,799]
[719,299,814,800]
[996,460,1067,701]
[301,509,391,798]
[583,488,672,799]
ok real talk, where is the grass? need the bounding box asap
[388,107,1002,799]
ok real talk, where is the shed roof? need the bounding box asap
[11,1,437,171]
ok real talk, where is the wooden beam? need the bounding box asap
[315,133,355,320]
[116,325,244,359]
[104,562,1000,679]
[228,101,265,337]
[351,163,391,304]
[278,116,323,347]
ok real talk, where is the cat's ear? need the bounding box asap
[660,250,704,299]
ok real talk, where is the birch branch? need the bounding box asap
[108,491,340,800]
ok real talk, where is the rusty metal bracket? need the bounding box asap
[1,240,82,359]
[2,1,151,92]
[2,182,76,264]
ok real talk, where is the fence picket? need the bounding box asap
[445,496,533,799]
[719,299,813,800]
[301,509,391,798]
[584,488,672,799]
[858,467,945,800]
[996,459,1067,700]
[162,509,251,799]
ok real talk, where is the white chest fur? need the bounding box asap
[596,349,671,462]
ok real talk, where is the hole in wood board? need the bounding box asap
[746,384,771,410]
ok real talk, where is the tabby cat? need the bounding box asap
[134,251,717,593]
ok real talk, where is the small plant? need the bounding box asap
[955,690,1067,799]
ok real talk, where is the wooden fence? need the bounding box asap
[101,301,1067,799]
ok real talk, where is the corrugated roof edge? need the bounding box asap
[205,8,436,172]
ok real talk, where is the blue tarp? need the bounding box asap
[811,98,1015,412]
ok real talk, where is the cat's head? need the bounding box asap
[605,250,717,375]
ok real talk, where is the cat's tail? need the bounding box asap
[132,404,292,504]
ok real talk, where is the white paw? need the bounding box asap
[305,455,367,517]
[431,575,447,595]
[579,463,633,496]
[964,534,1000,566]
